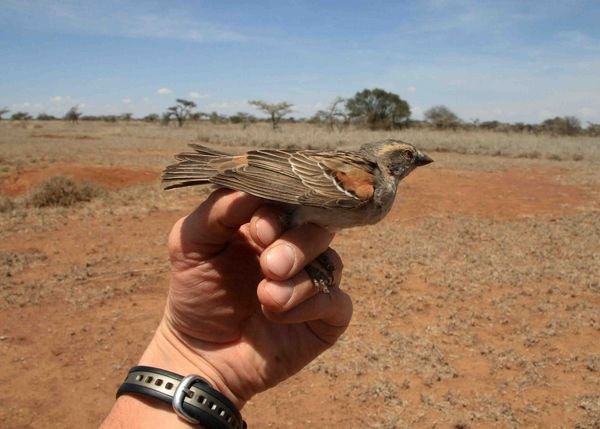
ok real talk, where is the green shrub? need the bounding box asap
[28,176,103,208]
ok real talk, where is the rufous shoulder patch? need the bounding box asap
[334,169,375,200]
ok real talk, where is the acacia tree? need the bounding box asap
[11,111,32,121]
[64,106,82,123]
[424,105,462,129]
[167,99,197,127]
[345,88,410,129]
[249,100,293,130]
[313,96,347,131]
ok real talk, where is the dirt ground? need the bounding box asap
[0,124,599,428]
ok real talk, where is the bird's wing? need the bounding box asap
[209,149,377,208]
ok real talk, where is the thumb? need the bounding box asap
[169,189,263,265]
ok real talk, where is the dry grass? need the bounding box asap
[195,122,600,162]
[0,120,598,428]
[273,200,600,427]
[1,121,599,170]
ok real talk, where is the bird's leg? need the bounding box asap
[305,252,335,294]
[316,252,335,273]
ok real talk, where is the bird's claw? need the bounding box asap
[305,253,335,294]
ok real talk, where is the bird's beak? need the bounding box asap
[415,151,434,166]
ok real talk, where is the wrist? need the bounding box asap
[102,394,206,429]
[138,319,246,410]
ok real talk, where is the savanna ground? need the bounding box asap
[0,121,599,428]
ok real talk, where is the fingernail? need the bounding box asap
[265,244,295,279]
[256,218,277,247]
[264,281,294,306]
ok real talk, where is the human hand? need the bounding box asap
[142,189,353,409]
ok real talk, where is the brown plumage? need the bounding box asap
[163,139,432,230]
[163,139,433,291]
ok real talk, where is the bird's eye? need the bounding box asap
[401,149,414,160]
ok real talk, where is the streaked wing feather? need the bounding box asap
[187,144,231,156]
[209,149,376,208]
[162,145,232,188]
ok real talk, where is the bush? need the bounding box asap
[0,197,17,212]
[424,105,462,129]
[36,113,57,121]
[28,176,103,208]
[143,113,160,123]
[586,122,600,137]
[541,116,582,136]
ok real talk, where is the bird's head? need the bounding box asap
[361,139,433,181]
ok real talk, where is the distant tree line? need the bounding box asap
[311,88,411,130]
[1,90,599,137]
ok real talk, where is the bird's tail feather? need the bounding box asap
[162,144,230,190]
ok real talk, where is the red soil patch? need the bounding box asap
[392,167,594,221]
[0,164,160,196]
[1,163,599,428]
[30,133,101,140]
[2,164,594,222]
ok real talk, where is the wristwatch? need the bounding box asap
[117,366,247,429]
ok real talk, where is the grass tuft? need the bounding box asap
[27,176,104,208]
[0,197,17,212]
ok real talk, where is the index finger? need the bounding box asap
[169,189,264,264]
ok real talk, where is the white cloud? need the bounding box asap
[142,97,150,103]
[122,98,132,104]
[188,91,206,99]
[407,86,417,93]
[157,88,173,95]
[50,96,63,103]
[4,2,248,44]
[125,13,247,43]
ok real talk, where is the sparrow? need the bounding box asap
[162,139,433,291]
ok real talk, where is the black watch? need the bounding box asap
[117,366,246,429]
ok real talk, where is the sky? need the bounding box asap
[1,0,599,124]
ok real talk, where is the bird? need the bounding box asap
[162,139,433,292]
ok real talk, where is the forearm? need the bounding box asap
[100,394,203,429]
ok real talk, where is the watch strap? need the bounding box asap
[116,366,246,429]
